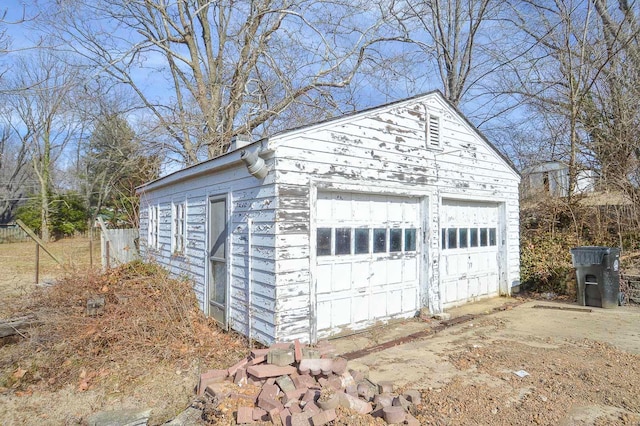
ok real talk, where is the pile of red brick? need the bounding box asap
[197,340,421,425]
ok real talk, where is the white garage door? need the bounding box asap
[315,192,421,338]
[440,199,501,308]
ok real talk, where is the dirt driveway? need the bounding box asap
[330,298,640,425]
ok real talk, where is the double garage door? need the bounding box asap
[440,199,502,308]
[315,192,421,337]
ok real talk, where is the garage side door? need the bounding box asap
[315,192,421,338]
[440,200,500,308]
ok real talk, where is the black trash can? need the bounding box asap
[570,246,620,308]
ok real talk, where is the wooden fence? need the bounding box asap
[101,228,139,269]
[0,224,30,243]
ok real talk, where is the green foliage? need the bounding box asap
[15,192,89,239]
[15,197,41,233]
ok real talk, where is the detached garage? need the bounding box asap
[137,91,520,345]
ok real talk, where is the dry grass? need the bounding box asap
[0,236,94,307]
[0,260,249,424]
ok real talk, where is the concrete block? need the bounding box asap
[299,359,333,375]
[311,408,337,426]
[276,374,297,393]
[301,347,321,359]
[247,364,297,379]
[268,348,295,366]
[357,382,375,401]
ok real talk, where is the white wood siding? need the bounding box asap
[139,158,278,345]
[270,94,520,341]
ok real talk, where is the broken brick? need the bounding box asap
[290,412,312,426]
[283,388,307,404]
[377,380,394,394]
[302,401,321,415]
[258,396,284,412]
[228,357,250,377]
[279,408,292,426]
[405,413,421,426]
[331,357,348,375]
[252,407,269,421]
[234,368,248,386]
[383,406,406,424]
[271,342,294,349]
[403,389,421,405]
[260,383,280,400]
[294,339,303,362]
[288,402,302,414]
[236,406,254,424]
[268,408,283,426]
[301,389,320,405]
[197,369,228,395]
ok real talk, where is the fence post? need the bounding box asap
[35,244,40,284]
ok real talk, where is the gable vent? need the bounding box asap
[427,114,441,148]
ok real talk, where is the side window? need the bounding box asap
[489,228,497,246]
[173,202,186,254]
[317,228,332,256]
[441,228,447,249]
[335,228,351,255]
[354,228,370,254]
[148,205,159,249]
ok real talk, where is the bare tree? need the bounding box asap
[3,52,84,241]
[0,126,33,223]
[384,0,504,107]
[43,0,384,164]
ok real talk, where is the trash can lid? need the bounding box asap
[570,246,612,265]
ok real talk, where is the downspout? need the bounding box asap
[247,218,253,349]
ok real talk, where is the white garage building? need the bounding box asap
[137,91,520,345]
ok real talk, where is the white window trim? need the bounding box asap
[172,201,186,254]
[426,113,441,148]
[148,205,159,250]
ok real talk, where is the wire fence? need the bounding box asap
[0,224,90,244]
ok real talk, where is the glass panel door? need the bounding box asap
[208,198,227,326]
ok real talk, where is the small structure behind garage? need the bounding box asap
[136,91,521,345]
